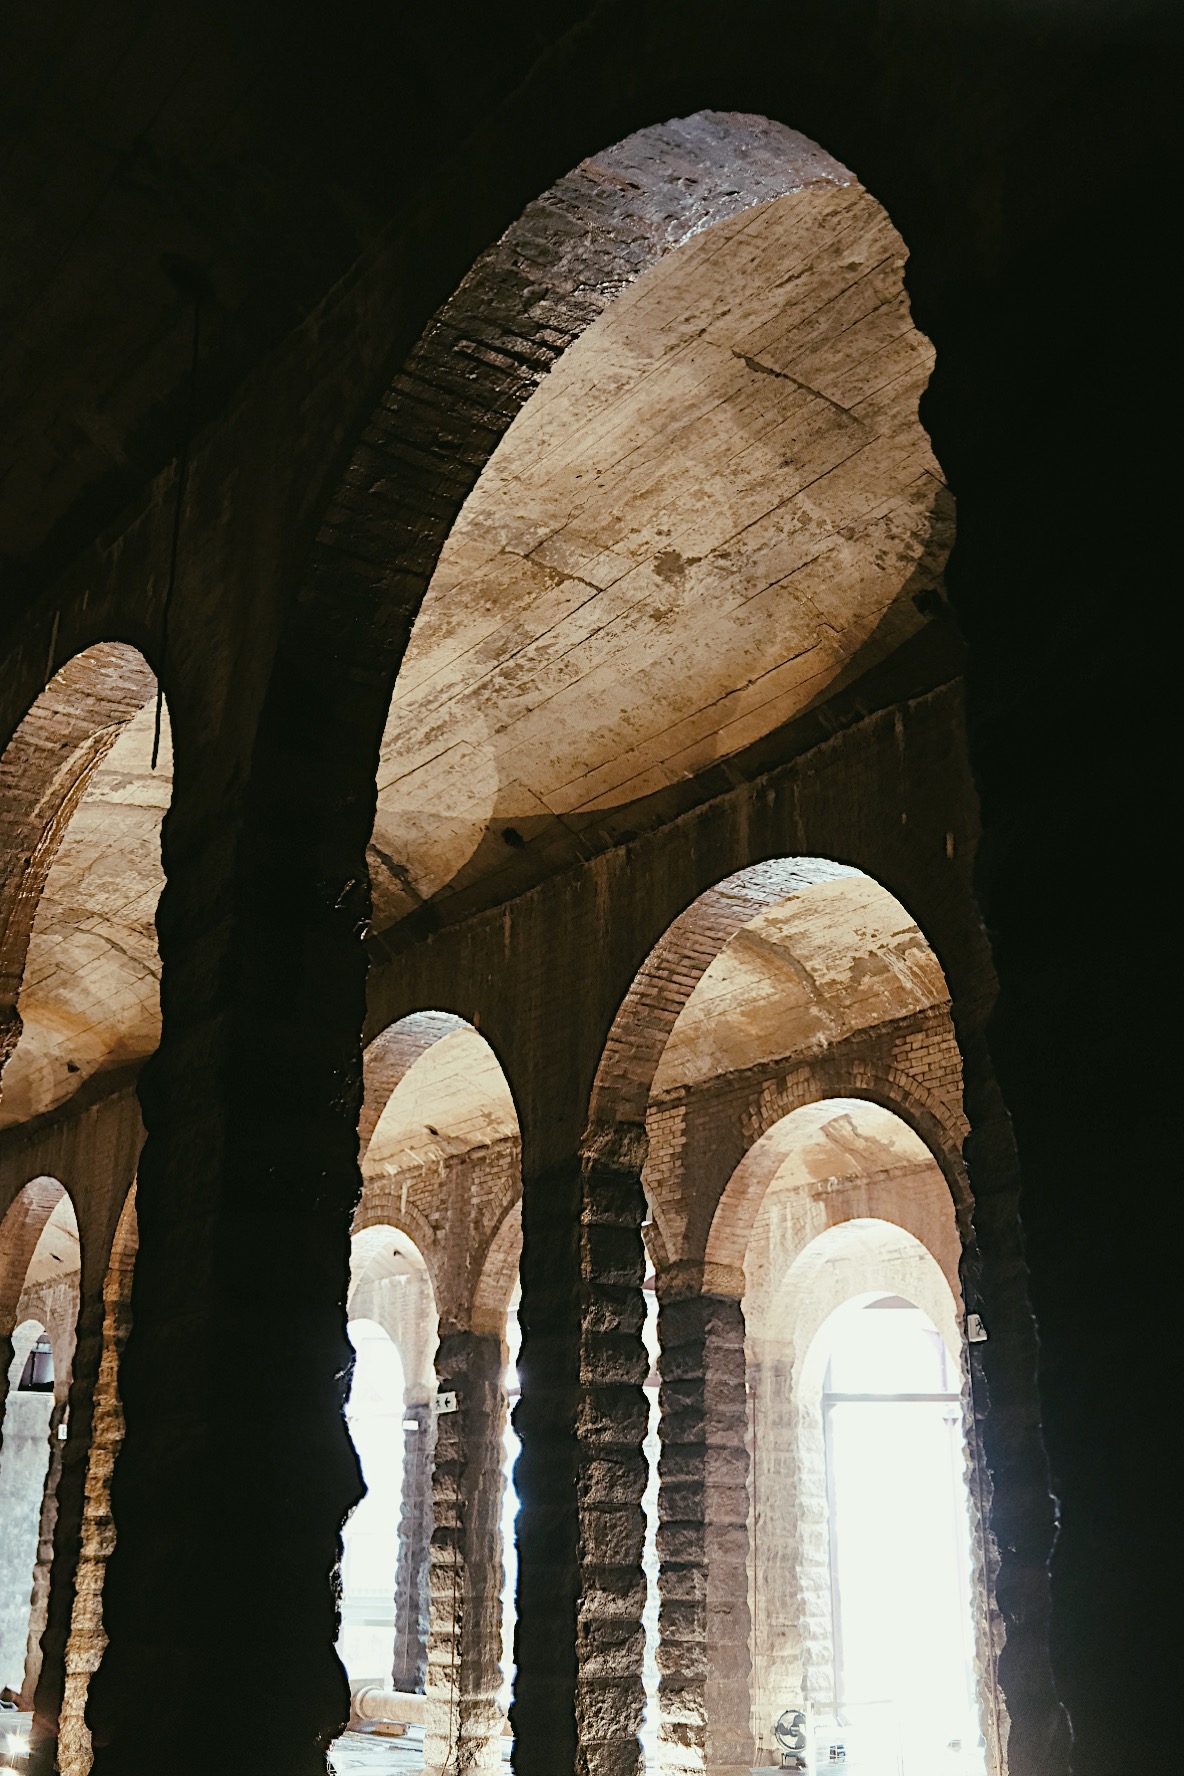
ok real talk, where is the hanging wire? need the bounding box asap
[151,289,203,770]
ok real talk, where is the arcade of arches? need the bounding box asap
[0,27,1175,1776]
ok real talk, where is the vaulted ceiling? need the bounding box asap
[369,180,948,930]
[0,168,948,1132]
[652,873,948,1097]
[0,701,167,1128]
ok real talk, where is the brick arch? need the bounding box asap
[346,1219,438,1394]
[230,116,857,1288]
[471,1198,522,1338]
[702,1066,969,1290]
[0,645,156,1073]
[586,856,859,1146]
[262,112,849,807]
[0,1176,79,1338]
[360,1011,472,1158]
[350,1199,439,1305]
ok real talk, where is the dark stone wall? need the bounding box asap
[0,4,1175,1771]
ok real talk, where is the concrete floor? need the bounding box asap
[329,1730,426,1771]
[329,1727,515,1771]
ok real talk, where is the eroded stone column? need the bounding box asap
[55,1234,137,1776]
[511,1157,580,1773]
[576,1145,649,1776]
[424,1332,506,1775]
[391,1394,434,1694]
[22,1276,86,1776]
[657,1290,754,1775]
[511,1142,648,1776]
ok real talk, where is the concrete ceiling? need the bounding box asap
[369,180,947,930]
[652,873,948,1097]
[0,700,168,1128]
[0,177,947,1132]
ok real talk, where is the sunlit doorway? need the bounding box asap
[816,1295,984,1776]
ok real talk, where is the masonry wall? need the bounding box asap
[0,11,1174,1769]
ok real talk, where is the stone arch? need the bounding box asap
[702,1070,970,1294]
[347,1222,438,1402]
[594,862,976,1774]
[360,1013,473,1161]
[0,643,171,1133]
[471,1203,522,1341]
[353,1015,522,1759]
[787,1220,961,1386]
[343,1221,438,1709]
[0,645,157,1079]
[360,1011,521,1334]
[587,858,860,1145]
[0,1177,74,1344]
[258,116,853,831]
[745,1215,990,1762]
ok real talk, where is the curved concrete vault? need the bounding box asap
[370,173,950,928]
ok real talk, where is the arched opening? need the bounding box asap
[0,1182,81,1716]
[811,1280,980,1771]
[56,1186,138,1776]
[332,1222,437,1772]
[335,1014,521,1771]
[0,638,167,1770]
[576,852,1004,1774]
[736,1106,989,1771]
[364,125,949,933]
[252,105,962,1772]
[0,643,167,1129]
[338,1316,407,1685]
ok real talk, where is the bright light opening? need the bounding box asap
[338,1319,406,1684]
[641,1270,661,1770]
[0,1323,56,1699]
[819,1296,985,1775]
[499,1292,522,1717]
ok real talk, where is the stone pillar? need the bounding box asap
[56,1233,137,1776]
[746,1347,821,1762]
[657,1290,754,1776]
[510,1159,581,1773]
[391,1394,434,1694]
[423,1331,506,1775]
[576,1146,649,1776]
[511,1141,648,1776]
[19,1276,86,1776]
